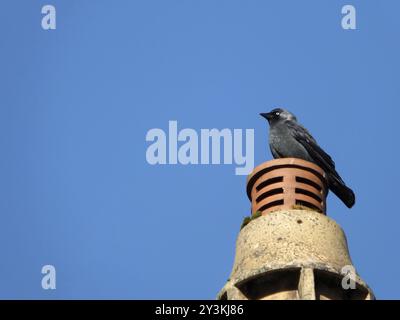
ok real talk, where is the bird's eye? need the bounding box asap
[275,112,280,116]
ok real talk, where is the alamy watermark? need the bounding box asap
[41,5,56,30]
[145,121,254,175]
[341,265,356,290]
[41,265,56,290]
[341,5,356,30]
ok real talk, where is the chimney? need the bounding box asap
[218,158,374,300]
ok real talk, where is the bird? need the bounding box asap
[260,108,355,208]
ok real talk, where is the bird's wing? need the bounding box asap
[285,120,336,170]
[285,120,354,208]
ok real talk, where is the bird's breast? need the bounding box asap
[269,125,313,161]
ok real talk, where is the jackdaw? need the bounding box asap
[260,108,355,208]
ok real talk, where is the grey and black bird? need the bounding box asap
[260,108,355,208]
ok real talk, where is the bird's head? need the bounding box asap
[260,108,297,124]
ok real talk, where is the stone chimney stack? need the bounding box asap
[218,158,374,300]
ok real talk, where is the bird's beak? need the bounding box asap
[260,112,272,120]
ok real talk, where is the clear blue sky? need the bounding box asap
[0,0,399,299]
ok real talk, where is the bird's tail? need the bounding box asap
[329,174,355,208]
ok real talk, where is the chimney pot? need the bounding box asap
[246,158,328,215]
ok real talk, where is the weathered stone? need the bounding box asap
[218,210,374,300]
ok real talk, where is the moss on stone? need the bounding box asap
[240,211,263,230]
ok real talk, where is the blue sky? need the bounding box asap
[0,0,399,299]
